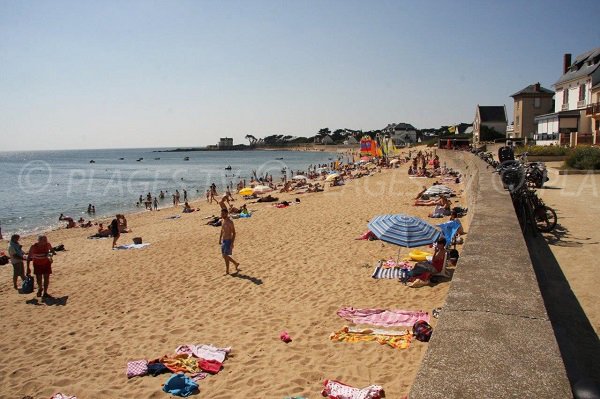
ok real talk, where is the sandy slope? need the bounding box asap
[0,160,467,398]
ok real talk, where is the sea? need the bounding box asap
[0,148,341,236]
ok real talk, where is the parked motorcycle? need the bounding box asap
[525,162,549,188]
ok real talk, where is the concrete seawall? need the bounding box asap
[410,150,572,398]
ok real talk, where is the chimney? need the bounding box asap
[535,82,540,91]
[563,53,572,74]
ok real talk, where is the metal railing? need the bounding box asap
[585,102,600,116]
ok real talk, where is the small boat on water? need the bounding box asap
[136,158,143,162]
[89,160,95,163]
[276,157,284,160]
[225,165,232,170]
[119,158,125,160]
[184,156,190,161]
[154,157,160,160]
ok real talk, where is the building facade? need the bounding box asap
[382,123,417,146]
[535,49,600,146]
[218,137,234,149]
[473,105,507,142]
[510,83,554,139]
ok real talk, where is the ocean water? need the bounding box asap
[0,148,340,236]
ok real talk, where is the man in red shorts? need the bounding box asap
[26,235,56,298]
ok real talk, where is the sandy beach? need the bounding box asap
[0,156,466,398]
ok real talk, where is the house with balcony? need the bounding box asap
[381,123,417,146]
[535,49,600,146]
[510,83,554,140]
[473,105,507,142]
[586,81,600,138]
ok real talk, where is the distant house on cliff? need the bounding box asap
[218,137,234,149]
[473,105,507,142]
[315,135,334,145]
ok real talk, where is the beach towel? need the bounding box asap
[50,394,78,399]
[330,326,411,349]
[113,243,151,250]
[166,215,181,219]
[337,307,430,327]
[162,373,199,397]
[160,354,201,374]
[371,265,405,280]
[126,359,148,378]
[175,344,231,363]
[198,359,222,374]
[321,379,385,399]
[147,361,170,376]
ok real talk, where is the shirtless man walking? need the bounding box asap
[219,208,240,275]
[218,193,231,211]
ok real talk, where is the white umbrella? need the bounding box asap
[325,173,339,182]
[389,159,400,164]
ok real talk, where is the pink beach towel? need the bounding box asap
[337,307,429,327]
[321,379,385,399]
[126,359,148,378]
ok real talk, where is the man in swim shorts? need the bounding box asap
[219,208,239,275]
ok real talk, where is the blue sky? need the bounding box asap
[1,0,599,150]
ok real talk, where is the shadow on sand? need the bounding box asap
[230,271,263,285]
[524,233,600,392]
[26,295,69,306]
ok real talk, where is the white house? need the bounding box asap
[473,105,507,142]
[535,49,600,146]
[382,123,417,146]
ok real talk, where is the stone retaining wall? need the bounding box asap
[409,150,571,398]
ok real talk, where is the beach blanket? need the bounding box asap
[337,307,430,326]
[127,359,148,378]
[50,395,78,399]
[321,379,385,399]
[160,354,200,374]
[166,215,181,219]
[113,243,151,250]
[330,326,411,349]
[175,344,231,363]
[162,373,199,397]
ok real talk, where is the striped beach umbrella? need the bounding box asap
[368,214,440,248]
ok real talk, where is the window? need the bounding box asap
[515,102,519,110]
[534,97,541,108]
[516,116,520,128]
[563,89,569,104]
[579,84,586,101]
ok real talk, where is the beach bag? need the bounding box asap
[0,255,8,265]
[132,237,143,245]
[22,276,34,294]
[53,244,65,252]
[413,320,433,342]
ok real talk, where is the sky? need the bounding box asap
[1,0,599,151]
